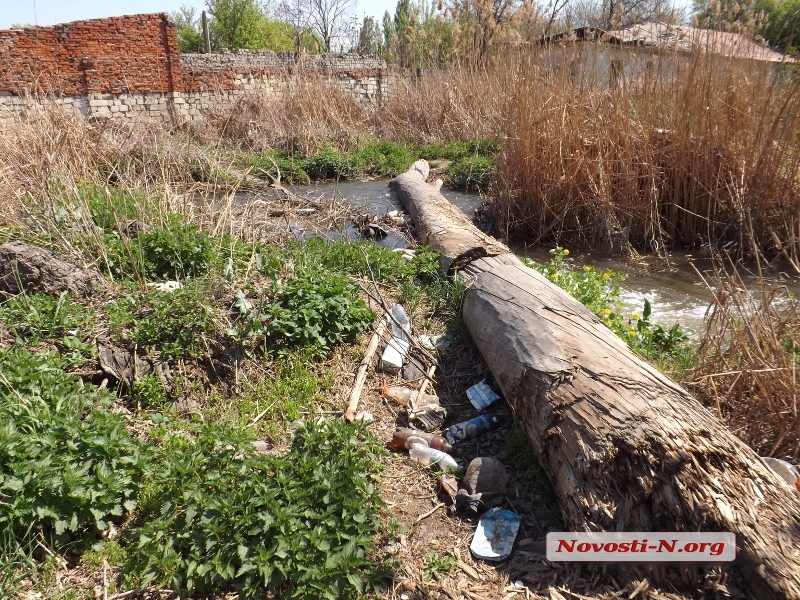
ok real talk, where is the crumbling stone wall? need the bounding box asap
[0,14,397,128]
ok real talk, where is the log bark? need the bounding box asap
[389,160,509,274]
[0,241,110,298]
[391,161,800,599]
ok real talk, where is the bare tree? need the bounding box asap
[570,0,683,30]
[305,0,359,52]
[276,0,317,53]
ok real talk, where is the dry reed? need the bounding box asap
[687,258,800,460]
[494,45,800,265]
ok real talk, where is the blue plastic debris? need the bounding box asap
[470,507,521,561]
[466,381,500,411]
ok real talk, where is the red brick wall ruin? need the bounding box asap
[0,13,181,95]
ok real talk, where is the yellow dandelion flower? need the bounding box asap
[603,308,611,315]
[552,273,559,279]
[563,249,569,256]
[602,272,610,279]
[628,330,637,337]
[632,313,641,320]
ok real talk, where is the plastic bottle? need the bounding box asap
[390,304,411,342]
[387,427,454,453]
[445,414,501,444]
[409,444,461,474]
[382,384,440,408]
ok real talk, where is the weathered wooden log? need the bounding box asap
[391,161,800,599]
[0,241,110,298]
[389,160,509,274]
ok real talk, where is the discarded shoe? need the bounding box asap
[456,457,508,515]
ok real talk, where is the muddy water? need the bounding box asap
[285,179,800,338]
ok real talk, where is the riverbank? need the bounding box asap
[1,83,798,599]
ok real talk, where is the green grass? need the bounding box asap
[244,139,498,188]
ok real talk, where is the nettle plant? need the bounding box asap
[0,347,151,542]
[526,248,689,361]
[126,420,389,599]
[0,291,96,368]
[106,286,218,361]
[232,271,374,356]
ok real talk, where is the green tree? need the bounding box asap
[691,0,769,35]
[761,0,800,53]
[171,6,205,53]
[207,0,268,50]
[358,15,384,53]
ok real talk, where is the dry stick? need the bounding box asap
[345,316,389,422]
[356,282,438,368]
[413,502,445,525]
[410,364,437,410]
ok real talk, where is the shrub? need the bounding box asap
[301,148,354,180]
[125,420,388,599]
[103,214,221,281]
[446,155,494,190]
[353,141,414,176]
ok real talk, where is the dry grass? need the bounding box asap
[687,258,800,459]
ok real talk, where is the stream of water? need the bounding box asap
[284,179,800,338]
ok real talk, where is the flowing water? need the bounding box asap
[282,179,800,338]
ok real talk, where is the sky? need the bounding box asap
[0,0,393,30]
[0,0,694,31]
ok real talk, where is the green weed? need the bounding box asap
[247,150,311,184]
[133,374,170,409]
[302,147,355,180]
[234,271,374,356]
[0,347,151,543]
[526,248,692,364]
[0,291,96,368]
[353,141,414,176]
[126,420,389,599]
[423,552,455,580]
[106,285,218,361]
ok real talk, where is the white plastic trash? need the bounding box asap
[390,304,412,342]
[379,337,410,374]
[762,456,800,494]
[467,381,500,410]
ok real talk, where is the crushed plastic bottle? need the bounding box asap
[408,444,461,474]
[387,427,454,453]
[390,304,412,342]
[382,384,440,409]
[445,414,500,444]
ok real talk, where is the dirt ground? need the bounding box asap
[338,292,729,600]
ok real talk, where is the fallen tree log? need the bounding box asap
[0,241,110,298]
[391,160,800,599]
